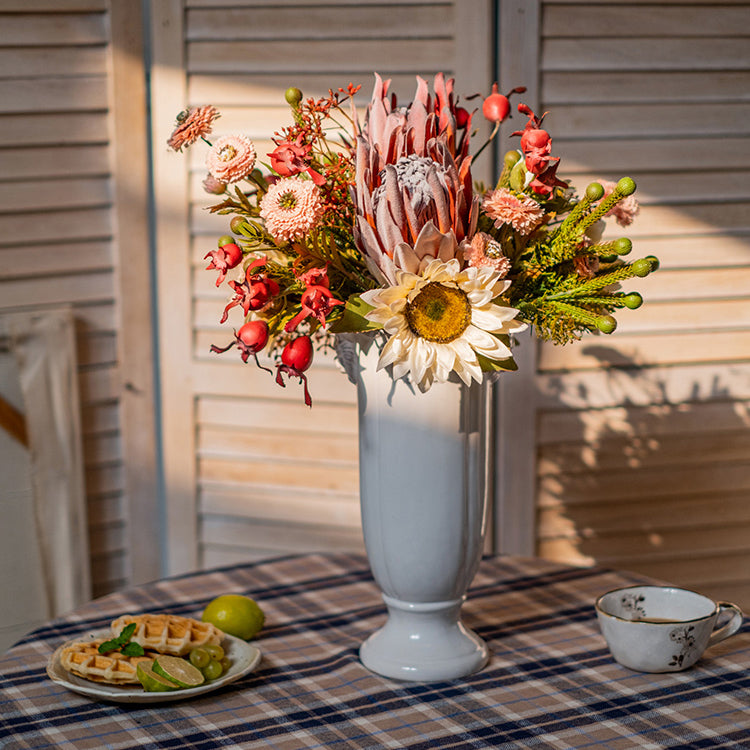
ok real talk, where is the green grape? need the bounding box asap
[220,657,232,673]
[203,659,224,680]
[189,647,210,669]
[205,644,225,661]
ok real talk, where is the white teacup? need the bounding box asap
[595,585,744,673]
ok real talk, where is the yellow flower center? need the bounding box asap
[278,191,298,210]
[219,145,237,162]
[405,282,471,343]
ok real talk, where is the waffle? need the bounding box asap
[59,640,153,684]
[111,614,223,656]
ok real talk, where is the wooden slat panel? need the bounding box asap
[543,71,750,104]
[538,461,750,506]
[199,455,359,493]
[539,429,750,475]
[200,485,359,527]
[0,13,107,46]
[199,516,364,563]
[197,393,357,433]
[543,6,750,36]
[542,38,750,72]
[546,103,750,139]
[568,170,750,204]
[538,491,750,538]
[0,178,111,213]
[538,330,750,371]
[0,46,107,76]
[1,1,106,10]
[538,400,750,445]
[0,208,111,246]
[0,145,110,177]
[186,5,453,39]
[199,424,357,464]
[0,241,112,280]
[614,299,750,335]
[556,137,750,172]
[188,72,423,106]
[78,364,120,406]
[536,362,750,410]
[187,39,452,74]
[0,77,108,114]
[0,114,109,147]
[0,272,115,309]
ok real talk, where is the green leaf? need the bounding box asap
[121,642,145,657]
[477,352,518,373]
[328,295,382,334]
[97,638,122,654]
[97,622,139,654]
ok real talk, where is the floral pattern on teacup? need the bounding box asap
[621,593,646,619]
[668,625,696,667]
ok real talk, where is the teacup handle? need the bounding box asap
[707,602,744,647]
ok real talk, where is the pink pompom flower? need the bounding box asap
[259,177,324,243]
[482,188,545,236]
[206,134,257,184]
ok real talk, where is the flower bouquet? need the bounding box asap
[168,74,656,407]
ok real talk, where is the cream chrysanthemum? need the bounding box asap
[360,259,527,392]
[259,176,324,243]
[206,134,257,184]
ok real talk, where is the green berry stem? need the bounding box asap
[546,264,638,299]
[576,177,637,236]
[543,299,602,328]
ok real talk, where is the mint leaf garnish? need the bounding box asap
[98,622,141,654]
[121,641,145,657]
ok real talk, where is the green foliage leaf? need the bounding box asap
[328,295,382,334]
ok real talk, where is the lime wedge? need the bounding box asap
[136,661,180,692]
[152,655,205,688]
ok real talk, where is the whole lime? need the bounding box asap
[202,594,265,641]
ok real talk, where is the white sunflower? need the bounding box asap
[360,258,527,392]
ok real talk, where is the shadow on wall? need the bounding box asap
[538,344,750,611]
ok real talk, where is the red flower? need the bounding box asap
[269,135,325,185]
[284,285,344,332]
[220,256,279,323]
[204,242,243,286]
[512,104,567,196]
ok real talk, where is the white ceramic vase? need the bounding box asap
[349,335,491,681]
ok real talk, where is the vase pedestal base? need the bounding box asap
[359,594,489,682]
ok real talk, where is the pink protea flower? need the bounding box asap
[259,177,324,243]
[206,134,257,184]
[482,188,545,236]
[599,179,640,227]
[465,232,511,276]
[353,73,478,285]
[167,105,220,151]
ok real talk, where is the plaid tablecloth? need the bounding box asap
[1,553,748,749]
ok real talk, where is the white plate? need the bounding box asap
[46,628,262,703]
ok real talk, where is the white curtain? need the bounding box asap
[0,308,91,619]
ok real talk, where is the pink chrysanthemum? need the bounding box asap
[259,177,324,243]
[167,105,219,152]
[482,188,545,236]
[206,134,257,184]
[465,232,511,276]
[599,179,640,227]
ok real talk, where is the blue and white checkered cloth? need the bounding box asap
[1,553,748,749]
